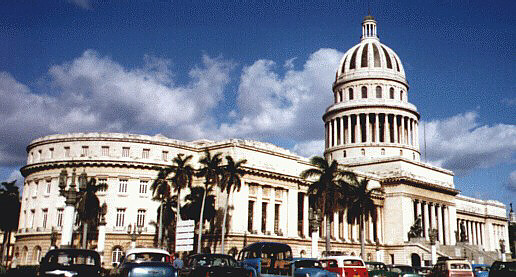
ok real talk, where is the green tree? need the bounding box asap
[342,176,381,260]
[300,156,351,253]
[76,176,108,249]
[169,154,194,229]
[0,180,20,266]
[151,167,173,247]
[220,155,247,254]
[196,151,223,253]
[181,186,216,223]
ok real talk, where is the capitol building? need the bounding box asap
[14,16,510,267]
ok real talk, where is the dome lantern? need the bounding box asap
[361,15,378,41]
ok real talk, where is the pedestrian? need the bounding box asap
[172,253,183,269]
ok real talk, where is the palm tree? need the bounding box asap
[151,167,173,247]
[0,180,20,266]
[342,176,381,260]
[181,186,216,223]
[76,177,108,249]
[300,156,351,253]
[169,154,194,227]
[196,151,223,253]
[219,155,247,254]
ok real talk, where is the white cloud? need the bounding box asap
[508,171,516,192]
[421,112,516,175]
[67,0,91,10]
[0,50,233,166]
[292,140,325,158]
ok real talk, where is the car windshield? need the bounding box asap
[295,260,322,269]
[367,263,385,270]
[391,266,415,273]
[473,266,489,272]
[47,252,98,266]
[450,263,471,270]
[343,260,364,266]
[192,256,237,267]
[125,253,169,263]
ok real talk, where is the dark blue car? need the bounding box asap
[290,258,337,277]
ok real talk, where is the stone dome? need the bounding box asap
[335,16,407,87]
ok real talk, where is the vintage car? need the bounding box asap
[290,258,337,277]
[115,248,177,277]
[471,264,489,277]
[386,265,420,277]
[366,261,399,277]
[179,253,252,277]
[38,248,102,277]
[488,261,515,277]
[319,255,369,277]
[428,259,473,277]
[238,242,293,276]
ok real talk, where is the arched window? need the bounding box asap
[22,246,28,264]
[361,86,367,98]
[33,246,42,263]
[376,86,382,98]
[361,149,365,156]
[381,148,385,155]
[343,150,347,158]
[339,90,343,102]
[349,88,354,100]
[112,246,124,266]
[400,150,403,156]
[400,91,404,101]
[413,153,416,160]
[389,88,394,99]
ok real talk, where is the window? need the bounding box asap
[261,203,267,233]
[30,210,35,228]
[137,209,146,227]
[64,147,70,157]
[349,88,354,100]
[361,149,365,156]
[57,208,64,227]
[248,201,254,232]
[361,86,367,98]
[139,180,148,194]
[81,146,89,156]
[46,180,51,194]
[381,148,385,155]
[42,209,48,229]
[38,149,42,161]
[297,193,304,236]
[376,86,382,98]
[339,90,343,102]
[116,209,126,227]
[122,147,130,157]
[119,179,128,193]
[361,44,368,67]
[162,151,168,161]
[343,150,346,157]
[389,87,394,99]
[400,90,404,101]
[112,247,124,265]
[97,178,108,192]
[49,148,54,159]
[274,204,280,234]
[34,246,42,263]
[101,146,109,156]
[32,181,38,198]
[142,149,150,159]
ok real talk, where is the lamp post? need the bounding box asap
[49,227,58,250]
[58,168,87,248]
[429,228,438,265]
[128,223,143,249]
[309,207,322,258]
[499,239,506,261]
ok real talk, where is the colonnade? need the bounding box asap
[456,219,486,247]
[325,113,418,148]
[413,200,451,245]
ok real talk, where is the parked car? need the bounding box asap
[428,259,473,277]
[366,261,399,277]
[414,266,432,276]
[290,258,337,277]
[179,253,252,277]
[488,261,515,277]
[471,264,489,277]
[115,248,177,277]
[387,265,420,277]
[38,248,102,277]
[319,255,369,277]
[238,242,293,276]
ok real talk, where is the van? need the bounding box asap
[320,256,369,277]
[428,259,473,277]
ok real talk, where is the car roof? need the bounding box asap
[125,248,170,256]
[45,249,100,257]
[323,255,364,261]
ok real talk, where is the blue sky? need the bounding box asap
[0,0,514,206]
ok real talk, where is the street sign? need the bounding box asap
[175,220,195,252]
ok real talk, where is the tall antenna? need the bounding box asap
[368,0,371,15]
[424,121,427,162]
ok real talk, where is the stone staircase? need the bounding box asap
[439,242,500,265]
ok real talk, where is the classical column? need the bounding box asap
[423,202,430,240]
[333,119,338,147]
[401,116,405,144]
[303,194,309,237]
[60,205,75,247]
[437,204,443,243]
[476,222,481,246]
[376,206,382,243]
[384,114,389,143]
[342,209,348,242]
[333,212,339,240]
[347,115,352,144]
[365,113,370,143]
[340,117,344,145]
[355,115,361,143]
[443,206,449,245]
[393,115,398,143]
[416,200,422,218]
[325,122,328,148]
[369,215,374,242]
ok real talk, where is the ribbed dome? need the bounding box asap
[335,16,407,86]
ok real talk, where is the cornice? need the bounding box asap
[382,176,459,196]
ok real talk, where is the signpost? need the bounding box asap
[175,220,195,252]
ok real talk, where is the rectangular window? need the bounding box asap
[64,147,70,157]
[298,193,304,236]
[122,147,130,157]
[30,210,35,228]
[42,209,48,229]
[274,204,280,234]
[32,181,38,198]
[139,180,148,194]
[248,201,254,232]
[49,148,54,159]
[261,202,267,233]
[137,209,146,227]
[116,208,126,227]
[118,179,128,193]
[38,149,42,161]
[142,149,150,159]
[97,178,108,192]
[162,151,168,161]
[81,146,89,156]
[57,208,64,227]
[101,146,109,156]
[46,180,51,194]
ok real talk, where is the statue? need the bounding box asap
[459,221,467,242]
[408,215,423,239]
